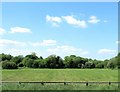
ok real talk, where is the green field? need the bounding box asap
[2,69,119,90]
[2,69,118,82]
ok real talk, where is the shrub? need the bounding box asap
[96,63,104,68]
[85,62,95,68]
[107,62,115,69]
[32,60,39,68]
[22,57,34,68]
[2,61,18,69]
[18,62,24,67]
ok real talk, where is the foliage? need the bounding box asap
[10,55,23,64]
[64,55,87,68]
[32,60,40,68]
[2,83,119,90]
[1,52,120,69]
[95,63,104,68]
[18,62,24,67]
[2,61,18,69]
[25,52,38,60]
[0,53,13,61]
[22,57,34,68]
[85,62,95,68]
[45,55,64,68]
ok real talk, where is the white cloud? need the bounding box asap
[40,40,56,46]
[0,28,6,35]
[1,48,35,57]
[116,41,120,44]
[30,40,57,46]
[46,15,62,27]
[0,48,52,58]
[0,39,26,46]
[47,45,77,53]
[98,49,116,54]
[46,15,62,23]
[62,16,87,28]
[0,39,89,58]
[47,45,89,56]
[88,16,100,24]
[9,27,32,33]
[0,39,56,47]
[52,22,60,27]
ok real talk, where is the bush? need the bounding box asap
[45,55,64,68]
[107,62,115,69]
[2,61,18,69]
[18,62,24,67]
[96,63,104,68]
[22,57,34,68]
[32,60,39,68]
[85,62,95,68]
[11,55,23,64]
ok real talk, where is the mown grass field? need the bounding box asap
[2,69,118,82]
[2,69,119,90]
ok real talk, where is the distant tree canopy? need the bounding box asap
[0,52,120,69]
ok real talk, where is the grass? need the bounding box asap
[2,68,118,82]
[2,68,119,90]
[2,83,119,90]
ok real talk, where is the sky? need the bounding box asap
[0,2,118,60]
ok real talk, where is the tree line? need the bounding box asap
[0,52,120,69]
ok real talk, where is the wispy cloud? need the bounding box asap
[9,27,32,33]
[0,28,6,35]
[46,15,62,27]
[46,15,102,28]
[30,40,57,46]
[47,45,89,56]
[98,49,116,55]
[0,39,89,58]
[0,48,33,56]
[62,15,87,28]
[88,16,100,24]
[40,40,57,46]
[0,39,56,47]
[0,39,26,46]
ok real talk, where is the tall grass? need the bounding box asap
[2,83,119,90]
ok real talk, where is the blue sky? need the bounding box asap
[0,2,118,60]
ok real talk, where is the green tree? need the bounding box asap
[64,55,88,68]
[45,55,64,68]
[25,52,38,60]
[107,61,115,69]
[96,63,104,68]
[22,57,34,68]
[1,53,13,61]
[85,62,95,68]
[32,60,40,68]
[11,55,23,65]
